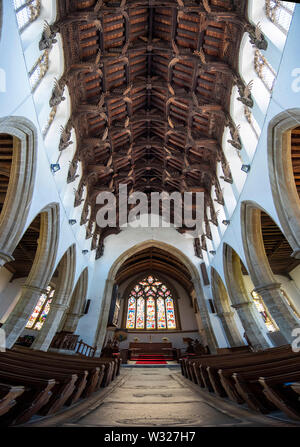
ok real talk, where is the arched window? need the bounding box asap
[126,275,177,330]
[265,0,295,35]
[26,285,55,330]
[14,0,41,32]
[254,49,276,92]
[29,50,49,92]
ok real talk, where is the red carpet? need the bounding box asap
[132,354,170,364]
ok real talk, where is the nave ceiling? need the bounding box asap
[48,0,266,256]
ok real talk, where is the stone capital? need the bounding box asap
[0,251,15,266]
[21,284,48,295]
[49,303,68,311]
[291,249,300,260]
[217,311,234,318]
[231,301,252,310]
[254,282,281,294]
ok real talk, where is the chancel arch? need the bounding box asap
[223,243,269,351]
[93,241,218,356]
[210,267,245,348]
[1,203,60,348]
[241,201,300,343]
[0,117,37,267]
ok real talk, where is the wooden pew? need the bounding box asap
[0,371,55,426]
[0,360,78,416]
[218,356,300,406]
[12,346,116,388]
[258,372,300,420]
[196,346,296,393]
[0,352,88,406]
[0,383,24,417]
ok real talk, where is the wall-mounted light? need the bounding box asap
[241,164,250,173]
[82,250,89,255]
[69,219,77,225]
[50,163,60,173]
[209,250,216,255]
[222,220,230,226]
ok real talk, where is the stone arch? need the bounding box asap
[241,200,300,343]
[223,243,269,350]
[60,267,89,334]
[210,267,244,347]
[0,117,37,266]
[93,240,218,355]
[267,108,300,258]
[2,203,60,348]
[31,243,76,351]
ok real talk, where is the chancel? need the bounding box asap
[0,0,300,428]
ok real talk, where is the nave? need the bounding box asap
[22,366,300,428]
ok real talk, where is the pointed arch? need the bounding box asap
[241,201,300,343]
[60,267,89,333]
[2,203,60,348]
[223,242,269,350]
[267,108,300,258]
[93,240,218,355]
[0,117,37,265]
[31,243,76,351]
[211,267,244,347]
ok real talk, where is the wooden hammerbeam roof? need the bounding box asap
[54,0,251,254]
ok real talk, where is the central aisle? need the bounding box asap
[58,367,297,427]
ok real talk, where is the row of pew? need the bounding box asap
[180,345,300,421]
[0,346,121,426]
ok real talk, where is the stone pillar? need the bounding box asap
[192,279,218,354]
[62,312,83,333]
[231,301,269,351]
[254,282,299,343]
[217,311,244,347]
[94,279,115,356]
[31,303,69,351]
[2,285,47,349]
[0,251,14,268]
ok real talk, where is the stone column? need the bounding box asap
[0,251,14,268]
[31,303,69,351]
[192,279,218,354]
[217,311,244,347]
[2,285,47,349]
[94,279,115,356]
[254,282,299,343]
[62,312,84,333]
[231,301,269,351]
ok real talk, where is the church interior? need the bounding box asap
[0,0,300,429]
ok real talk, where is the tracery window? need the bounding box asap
[265,0,295,35]
[26,285,55,330]
[29,50,49,92]
[254,50,276,92]
[14,0,41,32]
[251,290,278,332]
[126,275,177,330]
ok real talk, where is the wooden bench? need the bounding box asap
[0,383,24,418]
[0,371,55,426]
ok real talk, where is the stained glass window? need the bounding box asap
[26,285,55,331]
[14,0,41,32]
[125,275,177,330]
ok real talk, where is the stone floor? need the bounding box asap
[29,366,299,427]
